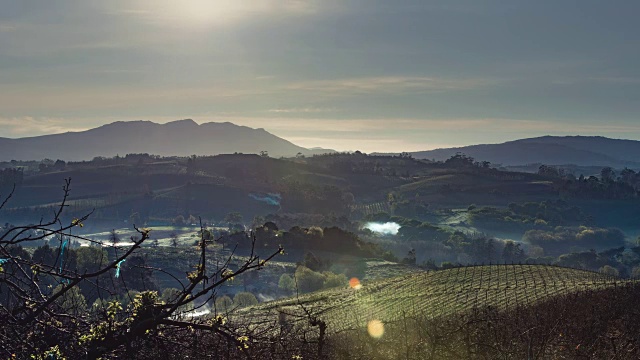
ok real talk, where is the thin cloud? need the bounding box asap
[0,117,90,137]
[284,135,460,153]
[587,77,640,84]
[208,117,495,133]
[0,23,17,32]
[267,107,337,114]
[285,76,496,96]
[108,0,326,28]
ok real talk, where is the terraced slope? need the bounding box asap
[246,265,629,334]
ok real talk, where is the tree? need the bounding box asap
[502,241,526,263]
[108,229,120,246]
[302,252,322,271]
[278,273,295,292]
[538,165,560,177]
[75,246,109,303]
[224,212,243,227]
[233,292,258,308]
[214,295,233,312]
[322,272,347,289]
[53,284,87,316]
[173,215,186,227]
[295,266,325,293]
[599,265,619,277]
[53,159,66,170]
[0,179,284,359]
[601,167,615,182]
[169,232,179,247]
[402,249,417,265]
[161,288,193,312]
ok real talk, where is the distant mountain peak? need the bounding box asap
[165,119,197,125]
[0,119,335,161]
[410,135,640,167]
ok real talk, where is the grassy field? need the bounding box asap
[245,264,629,335]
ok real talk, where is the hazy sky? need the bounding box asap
[1,0,639,152]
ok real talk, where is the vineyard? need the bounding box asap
[244,264,630,335]
[352,202,391,216]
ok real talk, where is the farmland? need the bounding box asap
[212,264,640,359]
[244,264,627,334]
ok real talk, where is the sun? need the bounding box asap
[135,0,262,28]
[175,0,247,26]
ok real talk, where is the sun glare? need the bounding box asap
[367,320,385,339]
[176,0,247,25]
[140,0,263,28]
[349,277,362,290]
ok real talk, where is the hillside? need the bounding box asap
[249,264,623,334]
[233,264,639,359]
[0,119,334,161]
[410,136,640,167]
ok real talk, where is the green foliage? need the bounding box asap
[277,225,396,261]
[294,266,326,293]
[524,226,626,256]
[278,273,295,292]
[322,272,348,289]
[53,285,87,316]
[233,292,258,308]
[599,265,620,277]
[30,345,65,360]
[172,215,186,226]
[160,287,181,303]
[91,298,110,315]
[501,241,526,263]
[214,295,233,312]
[224,212,243,225]
[76,246,109,272]
[469,200,584,229]
[159,287,193,312]
[440,261,456,269]
[130,291,160,321]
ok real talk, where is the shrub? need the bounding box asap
[323,272,348,289]
[295,266,326,293]
[233,292,258,308]
[278,273,295,292]
[599,265,619,277]
[214,295,233,312]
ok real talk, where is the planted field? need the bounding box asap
[246,264,629,335]
[352,202,391,216]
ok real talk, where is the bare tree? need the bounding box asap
[108,229,120,246]
[169,231,179,247]
[0,179,284,359]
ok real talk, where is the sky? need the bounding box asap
[1,0,639,153]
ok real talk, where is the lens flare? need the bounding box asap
[349,277,362,290]
[367,319,384,338]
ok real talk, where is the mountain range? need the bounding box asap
[0,119,333,161]
[2,120,639,168]
[410,136,640,168]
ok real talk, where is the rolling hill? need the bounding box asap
[410,136,640,167]
[240,264,637,359]
[244,264,627,338]
[0,119,334,161]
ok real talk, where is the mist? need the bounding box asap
[364,222,401,235]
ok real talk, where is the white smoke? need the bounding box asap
[364,222,400,235]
